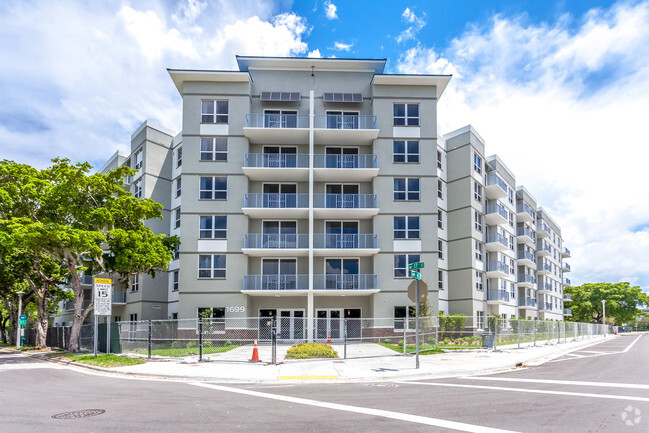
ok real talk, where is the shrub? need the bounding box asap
[186,340,197,349]
[203,340,212,347]
[384,339,391,344]
[224,340,232,347]
[426,337,436,344]
[397,340,404,346]
[285,342,338,359]
[444,337,450,344]
[170,341,180,349]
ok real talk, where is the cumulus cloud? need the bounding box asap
[396,7,426,43]
[0,0,309,169]
[324,1,337,19]
[333,41,353,51]
[308,49,323,58]
[397,1,649,290]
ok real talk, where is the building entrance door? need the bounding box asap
[278,310,305,341]
[316,309,342,341]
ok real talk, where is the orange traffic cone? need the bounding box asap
[250,340,260,362]
[327,332,331,344]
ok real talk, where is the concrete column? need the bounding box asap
[307,90,315,342]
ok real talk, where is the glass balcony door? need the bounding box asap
[325,221,358,248]
[263,146,297,168]
[325,258,359,289]
[262,259,297,290]
[264,110,298,128]
[325,184,359,208]
[262,221,297,248]
[326,111,359,129]
[279,310,304,340]
[325,147,358,168]
[263,183,297,208]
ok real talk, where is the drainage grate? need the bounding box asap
[52,409,105,420]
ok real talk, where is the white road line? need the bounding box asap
[392,381,649,402]
[622,335,642,353]
[577,351,614,354]
[189,382,522,433]
[458,377,649,390]
[563,353,585,358]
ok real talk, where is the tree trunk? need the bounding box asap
[34,291,50,349]
[66,261,93,352]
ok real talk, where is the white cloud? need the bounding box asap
[308,49,323,58]
[396,7,426,43]
[0,1,309,170]
[324,1,337,19]
[333,41,353,51]
[396,1,649,290]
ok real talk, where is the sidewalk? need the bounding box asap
[54,335,614,383]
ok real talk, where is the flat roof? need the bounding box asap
[236,55,387,74]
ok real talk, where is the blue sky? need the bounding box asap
[1,0,648,295]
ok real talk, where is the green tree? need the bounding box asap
[565,282,649,325]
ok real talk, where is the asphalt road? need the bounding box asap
[1,333,647,432]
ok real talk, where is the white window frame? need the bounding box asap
[131,274,139,292]
[200,137,228,161]
[394,177,420,201]
[437,179,443,199]
[393,140,420,163]
[394,254,420,278]
[199,176,227,200]
[438,210,444,229]
[475,271,483,290]
[474,154,482,174]
[198,254,226,279]
[174,207,181,229]
[134,179,143,199]
[175,177,181,198]
[176,147,182,168]
[393,103,420,126]
[474,182,482,202]
[393,215,420,239]
[172,270,179,291]
[474,211,483,232]
[134,150,143,170]
[475,241,483,261]
[201,100,228,124]
[199,215,227,239]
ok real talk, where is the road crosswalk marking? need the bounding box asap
[459,376,649,390]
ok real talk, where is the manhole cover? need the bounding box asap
[52,409,105,420]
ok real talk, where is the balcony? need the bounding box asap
[242,234,309,257]
[242,274,310,294]
[112,291,127,304]
[313,154,379,182]
[485,173,508,199]
[564,293,572,301]
[517,274,536,288]
[485,231,509,251]
[63,299,92,311]
[562,247,571,258]
[564,277,571,285]
[243,113,309,144]
[517,250,536,267]
[516,226,535,246]
[486,261,509,278]
[243,153,308,181]
[485,202,508,225]
[536,242,552,256]
[243,193,309,218]
[313,194,378,219]
[564,308,572,316]
[516,203,534,222]
[538,282,553,293]
[537,223,551,238]
[313,114,379,145]
[81,274,94,285]
[562,262,571,272]
[539,302,553,312]
[313,234,379,256]
[518,297,537,308]
[487,289,511,304]
[537,262,552,275]
[313,274,379,294]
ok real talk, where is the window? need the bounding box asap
[509,235,514,251]
[510,282,516,297]
[393,103,419,126]
[394,178,420,201]
[175,177,181,198]
[172,313,178,320]
[509,258,515,276]
[474,154,482,174]
[201,100,228,123]
[198,307,226,320]
[176,147,182,167]
[474,211,483,231]
[437,150,442,169]
[114,315,122,322]
[172,270,179,291]
[475,271,483,290]
[394,254,420,278]
[438,240,444,259]
[134,179,142,199]
[509,210,514,227]
[134,150,143,170]
[173,248,180,261]
[474,182,482,202]
[394,306,416,329]
[200,137,227,161]
[199,215,227,239]
[438,210,444,229]
[174,207,181,229]
[508,187,514,204]
[438,270,444,290]
[131,274,139,292]
[129,313,137,322]
[394,216,419,239]
[199,176,227,200]
[198,255,226,278]
[476,311,485,330]
[475,240,483,261]
[393,140,419,163]
[438,179,443,199]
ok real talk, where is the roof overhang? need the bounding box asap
[167,69,250,94]
[236,56,387,74]
[372,74,452,98]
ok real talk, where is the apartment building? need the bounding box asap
[54,55,572,335]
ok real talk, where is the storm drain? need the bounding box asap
[52,409,105,420]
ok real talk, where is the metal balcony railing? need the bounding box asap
[564,308,572,315]
[314,114,377,130]
[244,193,309,209]
[516,226,535,239]
[486,202,508,220]
[82,274,94,285]
[517,274,536,285]
[244,153,309,168]
[517,250,536,263]
[64,300,92,310]
[243,275,309,291]
[562,247,571,256]
[245,113,310,129]
[518,297,537,307]
[486,231,508,247]
[536,242,552,254]
[244,234,309,249]
[487,289,510,302]
[112,291,127,303]
[538,223,551,235]
[544,282,553,291]
[563,263,571,271]
[313,194,377,209]
[564,293,572,301]
[486,173,508,193]
[539,263,553,273]
[313,274,378,290]
[516,203,534,219]
[313,234,378,249]
[541,302,553,311]
[313,154,378,169]
[486,261,509,275]
[564,277,571,285]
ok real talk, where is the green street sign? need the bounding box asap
[408,262,425,271]
[19,319,27,326]
[410,271,422,280]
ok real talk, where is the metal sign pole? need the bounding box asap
[415,278,420,369]
[93,314,98,358]
[107,315,111,354]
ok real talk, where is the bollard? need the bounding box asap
[147,320,152,360]
[198,318,203,362]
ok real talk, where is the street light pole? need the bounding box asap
[15,291,24,349]
[602,299,607,333]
